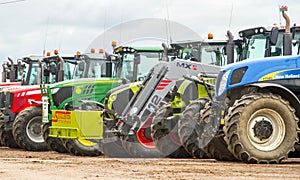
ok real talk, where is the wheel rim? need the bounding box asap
[136,117,155,149]
[77,139,96,147]
[26,117,44,143]
[247,109,285,151]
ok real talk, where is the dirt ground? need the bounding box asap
[0,147,300,180]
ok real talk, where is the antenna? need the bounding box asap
[164,18,169,46]
[278,4,282,25]
[58,24,65,52]
[165,0,172,45]
[228,1,234,30]
[102,9,107,51]
[43,17,50,56]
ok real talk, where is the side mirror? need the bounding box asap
[222,47,227,55]
[270,27,279,46]
[162,43,169,62]
[78,61,85,71]
[291,27,300,39]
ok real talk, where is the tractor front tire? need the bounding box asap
[99,124,132,158]
[177,98,209,158]
[42,123,69,153]
[201,104,235,161]
[13,106,48,151]
[62,139,102,156]
[121,134,164,158]
[151,104,190,158]
[224,93,299,163]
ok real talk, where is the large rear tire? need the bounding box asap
[42,123,69,153]
[177,98,209,158]
[151,104,191,158]
[224,93,299,163]
[62,138,102,156]
[12,106,48,151]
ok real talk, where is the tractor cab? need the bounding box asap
[170,39,243,66]
[239,26,285,60]
[42,54,78,84]
[239,25,300,59]
[0,56,39,86]
[17,54,78,86]
[112,46,164,82]
[1,60,21,84]
[16,56,43,85]
[73,50,109,79]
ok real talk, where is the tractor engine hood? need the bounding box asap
[216,55,300,97]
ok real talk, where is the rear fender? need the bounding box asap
[248,82,300,117]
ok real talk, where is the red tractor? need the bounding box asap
[0,52,78,149]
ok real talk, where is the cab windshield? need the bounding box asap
[16,63,27,82]
[87,59,106,78]
[201,45,226,66]
[114,51,162,82]
[173,42,240,66]
[27,63,39,85]
[241,31,287,60]
[73,59,107,79]
[241,34,268,60]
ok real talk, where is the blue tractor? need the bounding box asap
[179,7,300,163]
[179,8,300,163]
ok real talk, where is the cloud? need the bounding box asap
[0,0,299,66]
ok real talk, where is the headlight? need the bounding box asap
[110,94,117,101]
[117,79,124,85]
[130,107,138,115]
[51,88,60,94]
[217,70,231,96]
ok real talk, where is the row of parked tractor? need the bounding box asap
[0,7,299,164]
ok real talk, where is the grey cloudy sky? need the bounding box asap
[0,0,299,62]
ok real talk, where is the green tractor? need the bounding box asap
[43,46,166,156]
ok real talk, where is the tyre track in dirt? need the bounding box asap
[0,147,299,179]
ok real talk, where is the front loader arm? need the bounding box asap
[118,58,220,135]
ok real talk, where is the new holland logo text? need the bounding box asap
[176,62,197,70]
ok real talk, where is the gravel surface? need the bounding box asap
[0,147,300,180]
